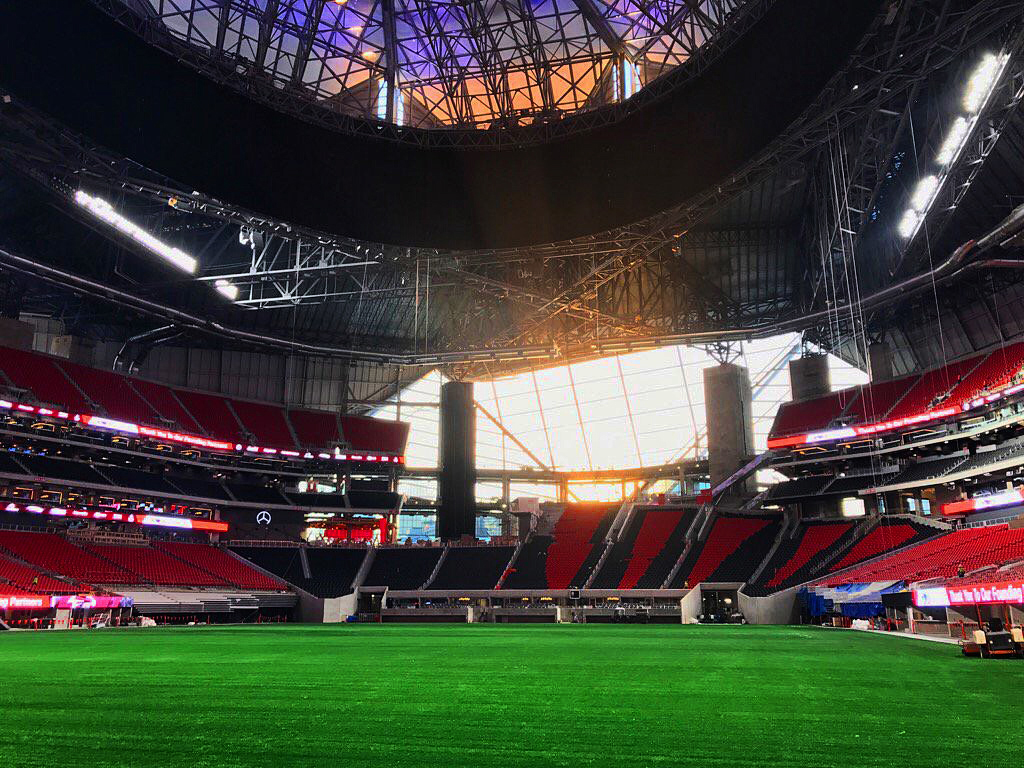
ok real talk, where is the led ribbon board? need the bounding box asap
[0,594,50,611]
[2,502,229,533]
[914,581,1024,608]
[50,595,134,610]
[767,383,1024,450]
[941,487,1024,517]
[0,399,404,465]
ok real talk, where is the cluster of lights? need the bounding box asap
[0,398,405,465]
[74,190,198,274]
[898,52,1011,239]
[75,190,242,303]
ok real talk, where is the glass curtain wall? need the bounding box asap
[374,336,867,477]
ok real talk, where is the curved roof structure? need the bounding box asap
[116,0,747,132]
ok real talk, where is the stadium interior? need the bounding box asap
[2,0,1024,765]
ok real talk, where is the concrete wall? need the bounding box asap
[738,588,800,625]
[703,363,754,493]
[0,318,33,351]
[679,588,702,623]
[788,356,830,401]
[322,593,358,623]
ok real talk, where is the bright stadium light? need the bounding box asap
[935,116,974,166]
[897,209,922,239]
[73,190,198,274]
[963,52,1010,113]
[214,279,239,301]
[908,174,940,213]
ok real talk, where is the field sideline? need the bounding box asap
[1,624,1021,767]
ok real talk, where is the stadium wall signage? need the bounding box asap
[913,581,1024,608]
[0,594,49,611]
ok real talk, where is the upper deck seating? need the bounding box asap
[771,393,851,437]
[0,345,92,412]
[886,358,979,420]
[288,409,341,450]
[843,376,917,424]
[339,415,409,454]
[172,390,245,443]
[230,399,297,448]
[59,360,160,424]
[943,342,1024,405]
[0,345,406,454]
[127,378,203,432]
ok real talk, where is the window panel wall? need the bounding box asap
[375,335,869,472]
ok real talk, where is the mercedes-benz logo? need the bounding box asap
[256,510,272,525]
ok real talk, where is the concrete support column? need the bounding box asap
[703,363,754,494]
[0,317,33,351]
[49,335,97,366]
[788,355,830,401]
[868,342,893,382]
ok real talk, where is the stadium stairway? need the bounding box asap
[420,547,450,589]
[590,506,695,589]
[494,538,525,589]
[362,547,444,591]
[350,546,376,590]
[501,533,554,589]
[544,504,619,589]
[669,513,782,587]
[582,500,635,588]
[750,519,859,593]
[428,545,518,590]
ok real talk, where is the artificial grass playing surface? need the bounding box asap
[2,624,1022,768]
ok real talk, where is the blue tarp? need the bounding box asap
[840,602,885,619]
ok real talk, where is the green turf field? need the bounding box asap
[1,624,1021,767]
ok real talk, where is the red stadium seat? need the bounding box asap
[155,541,286,590]
[173,390,246,442]
[84,544,229,587]
[289,409,341,450]
[230,399,297,448]
[766,522,852,587]
[618,509,686,589]
[544,504,618,589]
[0,530,136,584]
[0,345,92,412]
[0,553,83,593]
[822,525,1024,585]
[58,360,161,424]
